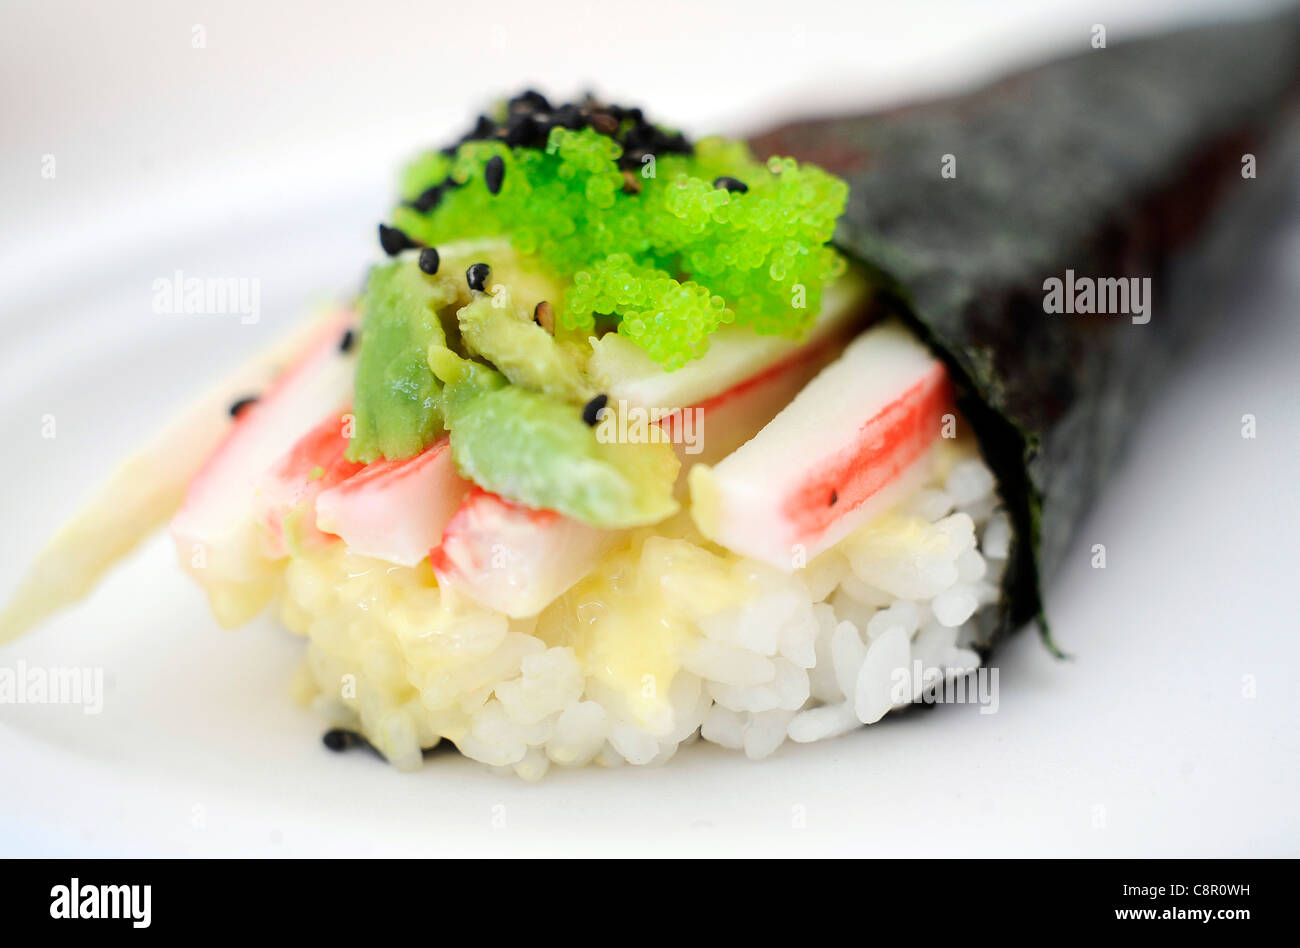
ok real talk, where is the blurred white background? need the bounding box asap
[0,0,1296,857]
[1,0,1287,297]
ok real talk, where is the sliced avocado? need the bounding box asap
[457,292,592,403]
[430,349,679,528]
[347,262,456,463]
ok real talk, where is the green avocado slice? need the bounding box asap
[347,262,455,463]
[456,292,592,403]
[430,348,679,528]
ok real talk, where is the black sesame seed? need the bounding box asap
[466,262,491,292]
[409,183,444,214]
[418,246,441,275]
[379,223,417,256]
[339,329,355,353]
[509,90,551,114]
[582,393,609,426]
[617,148,648,171]
[663,131,691,154]
[590,112,619,135]
[322,728,363,752]
[533,300,555,333]
[532,118,558,144]
[484,155,505,195]
[503,114,538,147]
[436,94,690,176]
[714,176,749,194]
[552,104,585,130]
[228,395,259,417]
[624,123,654,150]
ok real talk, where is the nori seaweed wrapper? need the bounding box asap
[751,10,1300,648]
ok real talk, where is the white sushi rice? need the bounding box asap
[284,445,1008,778]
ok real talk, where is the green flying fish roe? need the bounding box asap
[392,128,848,370]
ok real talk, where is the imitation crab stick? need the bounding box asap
[0,308,356,642]
[314,437,471,568]
[689,320,954,570]
[169,309,357,624]
[430,488,621,619]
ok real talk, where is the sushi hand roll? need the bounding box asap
[4,12,1297,778]
[751,9,1300,642]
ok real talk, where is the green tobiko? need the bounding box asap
[391,114,848,370]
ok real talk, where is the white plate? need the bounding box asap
[3,0,1299,856]
[2,176,1298,858]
